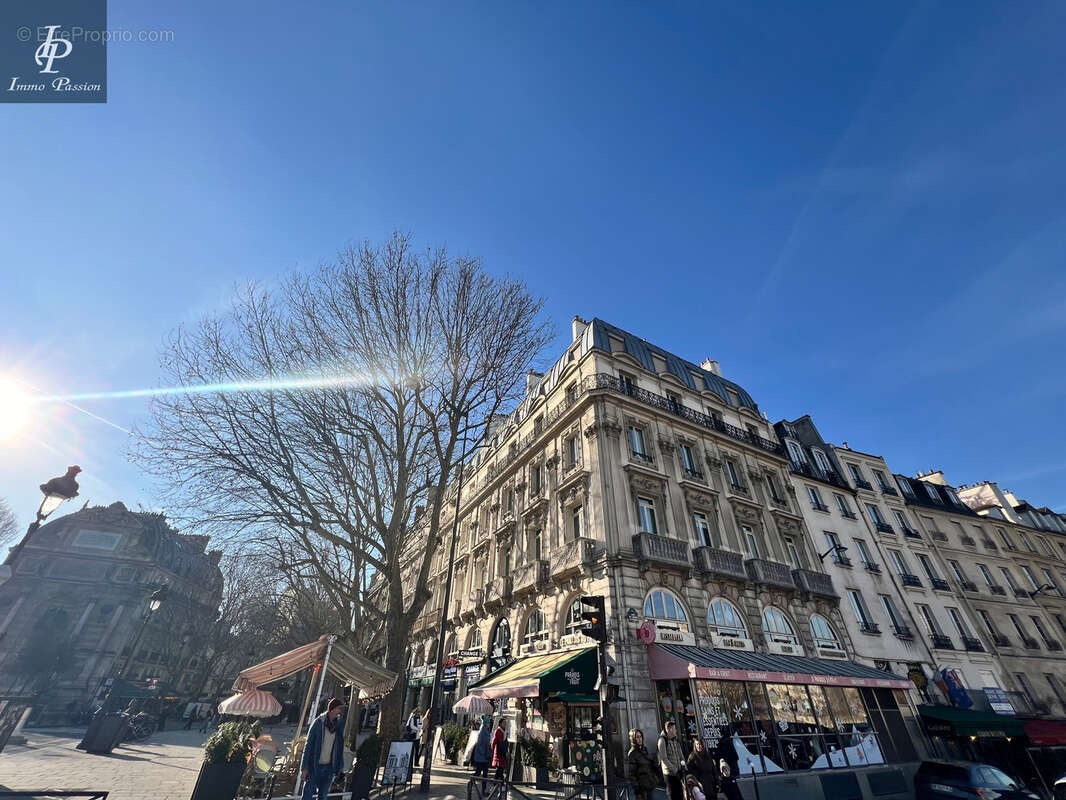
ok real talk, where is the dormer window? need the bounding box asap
[785,440,805,466]
[923,483,941,503]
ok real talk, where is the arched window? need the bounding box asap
[644,589,689,629]
[444,633,457,658]
[564,598,584,635]
[707,598,748,639]
[762,606,798,645]
[523,609,548,646]
[490,618,511,669]
[467,627,483,652]
[810,615,841,649]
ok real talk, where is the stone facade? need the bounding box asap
[0,502,223,722]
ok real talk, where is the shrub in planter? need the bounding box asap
[190,720,262,800]
[356,733,383,766]
[442,723,468,764]
[519,733,553,789]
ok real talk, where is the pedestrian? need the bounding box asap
[472,715,493,789]
[405,707,423,764]
[686,739,720,799]
[300,697,347,800]
[626,728,659,800]
[491,718,509,782]
[419,707,431,766]
[158,704,168,732]
[657,721,684,800]
[685,776,707,800]
[718,760,743,800]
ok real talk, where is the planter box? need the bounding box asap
[189,760,247,800]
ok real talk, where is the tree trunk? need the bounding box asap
[375,624,409,744]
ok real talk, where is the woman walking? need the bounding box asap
[491,719,509,782]
[686,739,720,800]
[626,729,659,800]
[472,715,493,789]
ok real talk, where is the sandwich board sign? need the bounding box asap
[381,740,414,785]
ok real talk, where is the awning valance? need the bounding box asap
[649,643,911,689]
[1024,718,1066,746]
[918,705,1025,738]
[232,634,396,695]
[468,648,597,699]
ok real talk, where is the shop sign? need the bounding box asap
[463,664,483,679]
[560,632,594,648]
[655,625,696,646]
[815,645,848,660]
[458,649,482,659]
[711,633,753,652]
[766,640,805,657]
[546,700,567,737]
[983,687,1016,715]
[409,665,428,679]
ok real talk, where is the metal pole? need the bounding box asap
[598,639,609,797]
[419,426,470,793]
[117,607,155,680]
[295,634,337,798]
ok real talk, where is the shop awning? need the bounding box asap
[918,705,1025,738]
[649,643,912,689]
[1025,718,1066,746]
[232,634,396,696]
[468,648,597,699]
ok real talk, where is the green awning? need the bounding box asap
[550,693,598,704]
[918,705,1025,738]
[468,648,597,699]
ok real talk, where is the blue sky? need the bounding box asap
[2,0,1066,527]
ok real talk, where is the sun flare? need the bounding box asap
[0,377,31,441]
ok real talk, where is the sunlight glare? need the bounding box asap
[0,377,31,441]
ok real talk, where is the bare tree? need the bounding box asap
[0,497,18,555]
[134,232,552,737]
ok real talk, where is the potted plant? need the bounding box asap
[442,723,468,764]
[519,732,553,789]
[189,719,261,800]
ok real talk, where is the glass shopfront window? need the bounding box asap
[765,683,829,770]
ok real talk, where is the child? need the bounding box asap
[686,775,707,800]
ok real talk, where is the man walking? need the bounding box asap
[301,697,347,800]
[406,706,423,765]
[657,721,684,800]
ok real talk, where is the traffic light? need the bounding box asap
[580,595,607,642]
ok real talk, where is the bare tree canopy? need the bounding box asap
[0,497,18,554]
[134,232,553,736]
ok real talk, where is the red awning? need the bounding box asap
[1025,718,1066,746]
[232,634,396,695]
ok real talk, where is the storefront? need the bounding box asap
[648,643,924,775]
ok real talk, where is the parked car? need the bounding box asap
[1052,774,1066,800]
[916,761,1041,800]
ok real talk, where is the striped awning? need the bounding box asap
[650,643,911,689]
[218,689,282,718]
[232,634,396,694]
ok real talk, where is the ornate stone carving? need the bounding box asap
[704,451,722,469]
[658,436,675,455]
[683,488,716,509]
[628,474,664,496]
[734,505,761,523]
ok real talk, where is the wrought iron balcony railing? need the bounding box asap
[991,633,1010,647]
[880,486,899,496]
[962,636,985,652]
[899,573,922,588]
[989,584,1007,596]
[931,634,955,649]
[789,460,849,489]
[982,539,998,551]
[875,522,894,534]
[960,535,977,547]
[854,478,873,491]
[682,466,704,481]
[1045,639,1063,652]
[959,580,978,593]
[930,577,951,591]
[1013,587,1030,598]
[863,561,882,574]
[631,450,654,464]
[811,501,830,512]
[1022,636,1041,650]
[859,622,881,635]
[841,510,857,519]
[892,624,913,639]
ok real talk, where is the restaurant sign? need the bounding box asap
[984,687,1016,715]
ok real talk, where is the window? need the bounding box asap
[766,472,783,502]
[786,440,805,466]
[947,608,974,639]
[619,372,636,394]
[873,470,890,490]
[644,589,689,627]
[628,426,648,460]
[534,415,544,435]
[1015,673,1037,704]
[530,528,543,561]
[522,608,548,646]
[807,485,826,510]
[977,610,998,637]
[917,554,942,581]
[742,525,760,558]
[1040,538,1056,557]
[666,391,682,411]
[824,531,845,564]
[637,497,658,534]
[888,550,910,576]
[854,539,876,568]
[866,504,886,526]
[1020,532,1037,553]
[1031,616,1053,644]
[835,494,853,517]
[761,607,798,644]
[916,604,943,635]
[708,598,747,639]
[1021,566,1041,591]
[565,382,578,404]
[978,564,996,587]
[566,435,579,468]
[945,488,965,507]
[571,505,583,540]
[810,615,842,649]
[564,598,584,635]
[1008,614,1030,641]
[1044,569,1063,596]
[923,482,941,503]
[947,560,968,584]
[1054,614,1066,636]
[783,536,802,568]
[812,449,832,476]
[726,459,745,490]
[847,463,864,483]
[1046,674,1066,706]
[848,590,875,630]
[531,464,542,494]
[693,512,712,548]
[897,477,916,498]
[879,595,904,628]
[997,527,1015,550]
[679,444,699,476]
[1000,567,1020,590]
[893,510,911,532]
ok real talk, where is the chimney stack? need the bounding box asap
[525,370,544,393]
[700,358,722,376]
[571,315,589,343]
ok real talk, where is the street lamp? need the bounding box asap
[818,544,848,563]
[1030,583,1055,599]
[0,466,83,580]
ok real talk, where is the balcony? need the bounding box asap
[682,466,705,481]
[880,486,899,496]
[512,559,548,596]
[1013,587,1030,598]
[902,528,922,539]
[962,636,985,652]
[982,539,998,551]
[745,558,796,590]
[931,634,955,649]
[893,624,914,639]
[991,633,1010,647]
[1022,636,1041,650]
[841,510,857,520]
[899,573,923,588]
[633,533,691,570]
[989,585,1007,596]
[695,546,748,581]
[789,460,849,489]
[875,522,894,534]
[859,622,881,635]
[1046,639,1063,652]
[484,576,512,609]
[630,450,654,465]
[792,568,838,598]
[550,537,599,581]
[811,501,830,513]
[930,577,951,591]
[854,478,873,491]
[833,554,853,567]
[960,536,977,547]
[863,561,882,574]
[959,580,978,593]
[590,373,786,456]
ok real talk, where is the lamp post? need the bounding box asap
[0,466,82,579]
[116,586,168,681]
